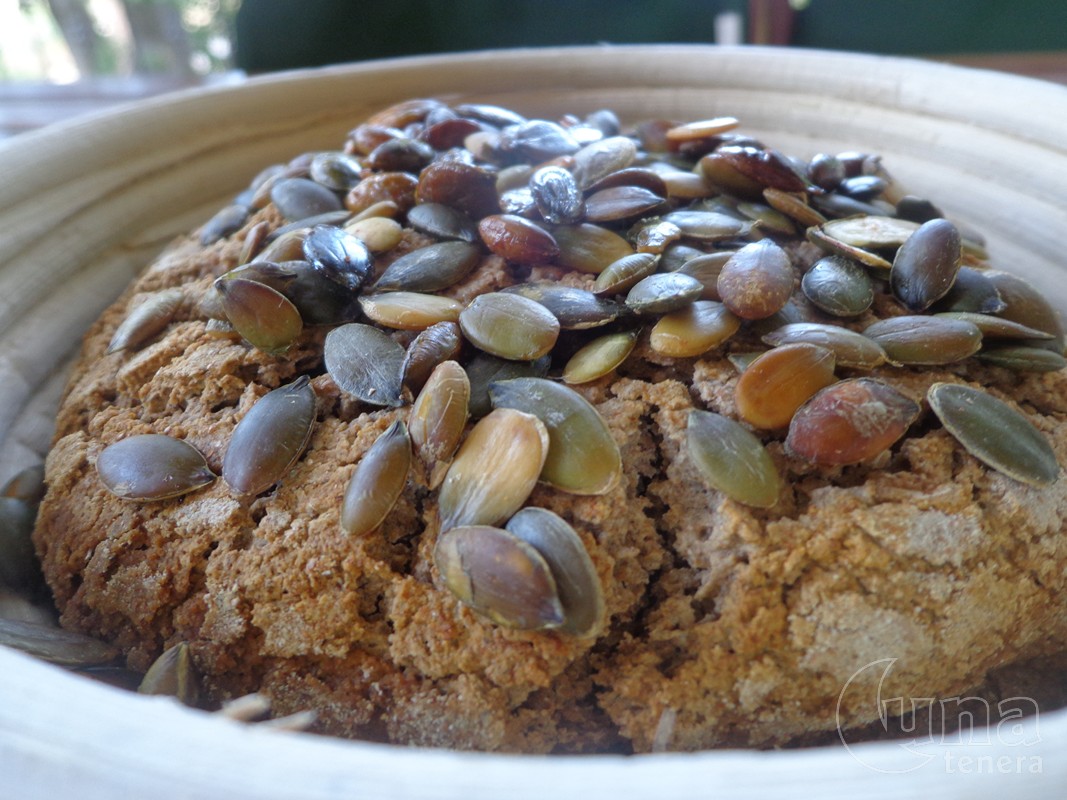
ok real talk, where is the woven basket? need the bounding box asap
[0,45,1065,799]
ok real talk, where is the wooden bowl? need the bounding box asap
[1,45,1065,798]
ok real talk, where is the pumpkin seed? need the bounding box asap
[374,241,482,293]
[649,300,740,358]
[584,185,666,223]
[200,204,249,246]
[401,320,463,394]
[409,361,469,489]
[437,408,549,530]
[343,216,403,253]
[505,507,605,637]
[728,351,766,373]
[139,642,200,706]
[716,240,794,320]
[107,288,185,354]
[634,220,682,254]
[626,272,703,315]
[252,229,307,265]
[407,202,479,243]
[271,177,343,221]
[807,153,846,191]
[459,292,560,360]
[302,224,373,292]
[222,376,317,496]
[863,315,982,365]
[935,312,1055,341]
[465,353,551,419]
[309,151,363,192]
[800,255,874,317]
[700,145,808,198]
[786,378,920,465]
[505,283,622,330]
[0,618,119,667]
[660,243,706,272]
[890,218,962,311]
[927,382,1059,486]
[359,292,463,331]
[553,223,634,274]
[806,227,893,270]
[762,187,827,227]
[735,344,837,430]
[666,116,740,141]
[97,434,215,501]
[571,136,638,189]
[478,214,559,264]
[365,136,434,173]
[1,464,45,506]
[593,252,659,296]
[736,201,795,236]
[416,160,499,219]
[661,209,749,241]
[976,346,1067,372]
[216,277,303,354]
[0,498,42,595]
[529,165,584,224]
[341,420,412,535]
[434,525,564,630]
[489,377,622,495]
[500,119,580,162]
[675,251,733,301]
[223,261,358,326]
[324,323,406,407]
[346,171,418,215]
[933,266,1006,314]
[762,322,888,370]
[985,270,1066,351]
[563,330,639,384]
[686,409,780,508]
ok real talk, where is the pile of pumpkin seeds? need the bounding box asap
[77,97,1064,642]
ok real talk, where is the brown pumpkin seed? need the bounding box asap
[687,409,780,508]
[139,642,200,706]
[785,378,920,465]
[505,507,605,637]
[563,330,639,384]
[252,229,307,265]
[406,202,479,243]
[552,223,635,274]
[762,322,888,370]
[800,255,874,317]
[434,525,564,630]
[489,377,621,495]
[459,292,560,360]
[345,171,418,215]
[324,323,406,407]
[863,315,982,365]
[649,300,740,358]
[365,136,434,173]
[97,434,215,501]
[341,420,412,535]
[505,283,622,330]
[584,185,666,223]
[409,361,469,489]
[626,272,704,315]
[417,160,499,219]
[592,252,660,296]
[716,240,794,320]
[0,618,119,667]
[700,145,808,198]
[222,376,317,496]
[216,278,303,354]
[374,241,482,293]
[890,218,962,311]
[586,167,669,198]
[735,343,837,430]
[437,408,549,530]
[927,382,1059,486]
[762,187,827,227]
[401,320,463,394]
[107,288,185,354]
[359,292,463,330]
[478,214,559,264]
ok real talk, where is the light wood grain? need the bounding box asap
[0,45,1065,798]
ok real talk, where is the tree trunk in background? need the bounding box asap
[120,0,194,76]
[41,0,102,75]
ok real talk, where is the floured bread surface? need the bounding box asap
[33,103,1067,754]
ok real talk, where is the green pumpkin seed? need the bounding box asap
[626,272,703,315]
[985,270,1066,352]
[324,323,406,407]
[736,201,796,236]
[800,255,874,317]
[216,278,303,355]
[976,346,1067,373]
[409,361,469,489]
[489,377,622,495]
[434,525,564,630]
[660,243,707,272]
[661,210,749,241]
[139,642,200,706]
[341,420,412,535]
[571,136,638,189]
[223,260,358,326]
[309,151,363,192]
[401,321,463,394]
[863,315,982,365]
[761,322,888,370]
[459,293,560,360]
[505,283,622,330]
[222,376,316,496]
[927,382,1059,486]
[935,312,1055,340]
[270,177,343,221]
[890,218,962,311]
[592,252,659,296]
[107,288,185,354]
[437,408,549,530]
[96,434,215,501]
[0,618,119,667]
[200,204,249,246]
[373,241,481,292]
[686,410,780,509]
[505,507,605,637]
[562,330,639,384]
[675,251,734,301]
[933,266,1006,314]
[359,292,463,330]
[465,353,551,418]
